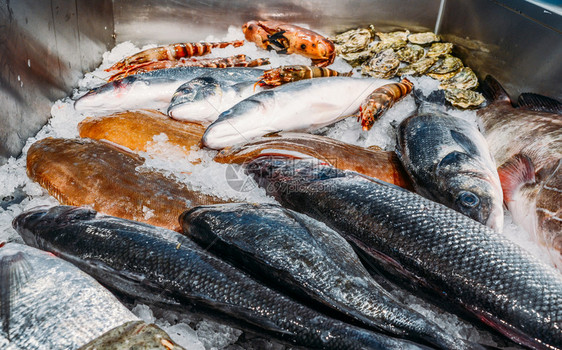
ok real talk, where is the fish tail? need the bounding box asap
[0,251,32,340]
[517,93,562,114]
[480,75,512,104]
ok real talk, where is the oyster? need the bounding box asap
[444,88,486,108]
[427,42,454,57]
[340,49,373,67]
[426,69,461,81]
[376,30,410,43]
[361,49,400,79]
[333,28,373,54]
[397,57,438,76]
[372,39,407,53]
[427,54,463,74]
[439,67,479,90]
[408,32,440,45]
[395,44,425,63]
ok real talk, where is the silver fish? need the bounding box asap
[202,76,393,150]
[479,76,562,269]
[74,67,264,114]
[396,109,504,231]
[0,242,138,349]
[245,157,562,350]
[167,77,264,124]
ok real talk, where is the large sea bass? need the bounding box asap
[13,205,430,350]
[246,157,562,350]
[397,110,503,231]
[74,67,264,114]
[182,203,479,350]
[478,76,562,269]
[202,77,400,149]
[0,243,183,349]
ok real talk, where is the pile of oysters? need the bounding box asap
[331,27,485,108]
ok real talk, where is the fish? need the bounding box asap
[167,77,265,124]
[478,76,562,268]
[396,110,504,231]
[245,157,562,350]
[182,202,479,350]
[77,110,205,154]
[201,76,394,150]
[214,132,413,189]
[74,67,264,114]
[0,242,140,349]
[26,137,224,231]
[13,205,431,350]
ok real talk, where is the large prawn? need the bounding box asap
[256,65,351,87]
[242,20,336,67]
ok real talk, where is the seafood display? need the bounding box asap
[0,242,167,349]
[183,203,477,350]
[26,138,224,231]
[202,76,393,149]
[13,206,430,350]
[396,110,504,231]
[78,110,205,154]
[479,76,562,269]
[246,157,562,350]
[74,67,264,114]
[214,132,413,189]
[242,20,336,66]
[108,55,270,82]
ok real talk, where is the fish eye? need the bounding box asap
[458,191,479,208]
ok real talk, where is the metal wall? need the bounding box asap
[0,0,114,165]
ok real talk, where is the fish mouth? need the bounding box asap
[12,207,50,247]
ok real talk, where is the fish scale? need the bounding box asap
[13,206,430,350]
[246,158,562,350]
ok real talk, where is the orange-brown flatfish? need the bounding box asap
[214,132,413,190]
[27,137,225,231]
[78,110,205,154]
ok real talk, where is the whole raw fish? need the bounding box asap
[78,110,205,154]
[246,157,562,350]
[182,203,478,350]
[26,138,224,231]
[74,67,264,114]
[397,112,503,231]
[168,77,265,124]
[202,77,394,149]
[0,243,137,349]
[13,206,430,350]
[214,132,413,189]
[479,76,562,269]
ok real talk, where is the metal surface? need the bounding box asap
[0,0,114,165]
[439,0,562,101]
[113,0,441,45]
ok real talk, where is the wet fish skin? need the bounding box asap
[78,109,205,154]
[397,113,504,231]
[214,132,413,190]
[182,202,477,350]
[26,137,224,231]
[74,67,264,114]
[168,77,264,124]
[245,157,562,350]
[13,205,431,350]
[202,76,395,150]
[0,242,138,349]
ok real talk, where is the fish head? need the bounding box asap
[435,151,504,231]
[168,77,224,123]
[13,206,98,250]
[201,92,274,150]
[74,76,142,113]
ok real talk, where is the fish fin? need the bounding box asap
[497,154,535,204]
[0,251,32,340]
[517,93,562,114]
[450,129,479,155]
[480,76,512,105]
[412,88,447,106]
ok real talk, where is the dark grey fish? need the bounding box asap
[396,111,504,231]
[12,205,430,350]
[74,67,264,114]
[181,202,480,350]
[245,157,562,350]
